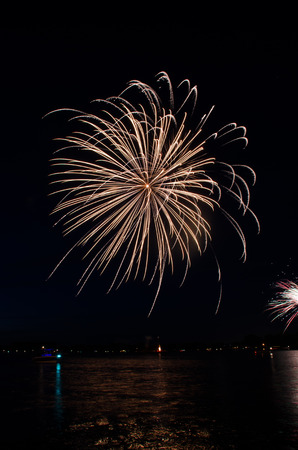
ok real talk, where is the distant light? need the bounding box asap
[57,354,62,359]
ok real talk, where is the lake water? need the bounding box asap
[1,350,298,449]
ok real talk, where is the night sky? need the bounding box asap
[1,24,298,346]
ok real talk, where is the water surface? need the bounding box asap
[1,351,298,449]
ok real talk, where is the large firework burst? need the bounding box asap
[267,280,298,331]
[48,72,259,315]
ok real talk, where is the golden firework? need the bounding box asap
[48,72,259,315]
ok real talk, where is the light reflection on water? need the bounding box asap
[55,362,63,429]
[59,354,217,448]
[271,351,298,443]
[3,351,298,448]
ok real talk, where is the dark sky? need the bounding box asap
[1,24,298,345]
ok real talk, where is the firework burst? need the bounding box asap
[267,280,298,331]
[48,72,259,315]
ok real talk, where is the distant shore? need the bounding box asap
[2,332,298,357]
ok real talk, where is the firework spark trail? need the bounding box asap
[48,71,259,315]
[267,280,298,331]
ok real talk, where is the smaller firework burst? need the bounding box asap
[267,280,298,331]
